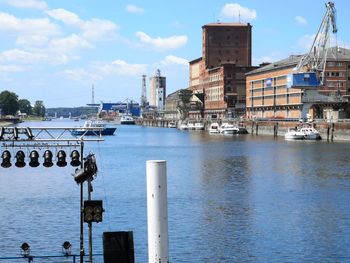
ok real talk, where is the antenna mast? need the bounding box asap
[91,84,95,105]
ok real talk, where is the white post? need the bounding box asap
[147,160,169,263]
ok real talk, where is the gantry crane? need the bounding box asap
[289,1,337,88]
[287,2,340,120]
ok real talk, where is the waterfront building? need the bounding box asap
[98,101,140,118]
[189,23,256,120]
[164,91,181,120]
[246,47,350,120]
[149,69,166,111]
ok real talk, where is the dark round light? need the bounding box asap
[15,150,26,168]
[56,150,67,167]
[21,242,30,251]
[62,241,71,250]
[43,150,53,167]
[29,150,40,167]
[1,150,12,168]
[70,150,81,167]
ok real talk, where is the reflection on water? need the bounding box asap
[0,120,350,262]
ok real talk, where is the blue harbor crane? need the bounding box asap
[287,1,342,120]
[288,1,337,89]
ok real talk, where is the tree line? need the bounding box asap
[0,90,45,117]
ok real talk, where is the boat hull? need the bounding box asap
[120,121,135,125]
[71,127,116,136]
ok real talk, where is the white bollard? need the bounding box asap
[146,160,169,263]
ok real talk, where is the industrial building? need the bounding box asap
[188,22,256,119]
[246,47,350,120]
[98,101,140,118]
[149,69,166,111]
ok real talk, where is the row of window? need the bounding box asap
[325,71,345,77]
[250,93,301,99]
[207,86,222,101]
[327,62,344,67]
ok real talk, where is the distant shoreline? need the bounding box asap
[0,121,12,127]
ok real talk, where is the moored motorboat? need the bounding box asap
[120,114,135,125]
[219,123,240,134]
[299,126,322,140]
[284,124,321,140]
[194,122,205,130]
[168,121,177,128]
[178,122,188,130]
[208,122,220,133]
[71,120,116,136]
[284,128,305,140]
[187,122,195,130]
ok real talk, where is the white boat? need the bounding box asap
[284,128,305,140]
[168,121,177,128]
[120,114,135,125]
[194,122,205,130]
[208,122,220,133]
[219,123,240,134]
[187,122,195,130]
[284,125,322,140]
[179,123,188,130]
[71,120,116,136]
[299,126,322,140]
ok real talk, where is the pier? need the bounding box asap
[136,118,350,141]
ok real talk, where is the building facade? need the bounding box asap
[188,23,255,120]
[149,69,166,111]
[246,47,350,120]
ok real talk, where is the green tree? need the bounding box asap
[18,99,32,115]
[177,89,193,120]
[0,90,19,116]
[33,100,46,117]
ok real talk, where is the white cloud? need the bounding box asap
[295,16,308,26]
[0,49,48,63]
[2,0,48,10]
[335,39,350,50]
[16,35,49,47]
[63,68,99,83]
[64,60,147,84]
[0,12,61,36]
[96,59,147,76]
[45,8,83,27]
[46,9,118,41]
[298,34,315,50]
[49,34,93,53]
[135,31,187,51]
[161,55,188,66]
[0,64,25,72]
[125,4,144,14]
[81,19,118,41]
[220,3,256,21]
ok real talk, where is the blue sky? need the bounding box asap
[0,0,349,107]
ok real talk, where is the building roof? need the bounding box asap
[203,22,251,28]
[189,57,202,64]
[246,55,301,76]
[247,47,350,76]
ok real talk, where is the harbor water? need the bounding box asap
[1,119,350,262]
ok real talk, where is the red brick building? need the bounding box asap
[189,23,256,119]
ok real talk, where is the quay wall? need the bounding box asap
[240,121,350,142]
[137,119,350,142]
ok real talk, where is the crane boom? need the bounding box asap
[289,1,337,88]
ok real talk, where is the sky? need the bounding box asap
[0,0,349,108]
